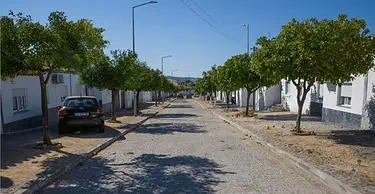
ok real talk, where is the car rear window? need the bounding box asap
[64,98,99,107]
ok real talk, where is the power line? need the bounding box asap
[188,0,222,29]
[180,0,245,47]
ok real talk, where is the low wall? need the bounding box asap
[322,107,361,128]
[3,107,59,134]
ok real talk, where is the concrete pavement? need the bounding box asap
[43,99,334,194]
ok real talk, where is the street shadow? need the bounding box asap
[0,125,120,171]
[214,103,238,109]
[25,149,82,190]
[62,126,122,139]
[43,154,234,194]
[117,102,155,117]
[256,114,321,122]
[317,130,375,147]
[1,139,59,170]
[153,113,198,119]
[134,123,207,135]
[167,104,193,109]
[0,176,14,188]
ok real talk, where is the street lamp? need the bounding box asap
[132,1,157,116]
[243,24,249,55]
[171,69,178,77]
[132,1,158,53]
[161,55,172,74]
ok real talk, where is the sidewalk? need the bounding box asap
[0,101,162,194]
[198,99,375,194]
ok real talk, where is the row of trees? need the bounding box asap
[80,50,179,121]
[1,11,180,145]
[196,14,375,132]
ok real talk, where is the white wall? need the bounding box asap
[366,70,375,101]
[322,76,365,115]
[264,84,282,108]
[236,85,281,110]
[1,73,113,125]
[2,76,42,124]
[281,80,312,114]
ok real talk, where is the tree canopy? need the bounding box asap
[252,14,375,131]
[1,11,108,144]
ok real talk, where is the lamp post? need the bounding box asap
[161,55,172,74]
[160,55,172,103]
[171,69,178,77]
[132,1,157,116]
[243,24,249,55]
[132,1,158,53]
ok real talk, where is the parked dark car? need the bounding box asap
[57,96,105,134]
[177,93,184,99]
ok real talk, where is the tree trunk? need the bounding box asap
[136,90,140,108]
[252,90,256,111]
[226,92,230,110]
[296,101,303,131]
[111,89,117,121]
[39,74,52,145]
[245,90,251,116]
[133,90,138,117]
[293,81,312,132]
[155,91,158,106]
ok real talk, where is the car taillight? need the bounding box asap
[97,107,104,115]
[58,108,67,117]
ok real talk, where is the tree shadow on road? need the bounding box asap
[133,123,207,135]
[167,104,193,109]
[43,154,234,194]
[153,113,198,119]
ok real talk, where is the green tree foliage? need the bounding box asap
[253,15,375,131]
[194,66,217,101]
[1,11,107,145]
[226,54,278,116]
[80,50,137,121]
[127,60,152,116]
[148,69,162,106]
[216,64,240,110]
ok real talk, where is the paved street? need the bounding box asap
[43,99,333,194]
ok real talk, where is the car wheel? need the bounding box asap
[97,125,105,133]
[58,123,68,134]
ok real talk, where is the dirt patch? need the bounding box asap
[200,100,375,194]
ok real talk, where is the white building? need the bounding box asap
[0,73,112,134]
[281,80,324,116]
[322,69,375,129]
[216,84,281,111]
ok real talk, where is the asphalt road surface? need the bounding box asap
[43,99,334,194]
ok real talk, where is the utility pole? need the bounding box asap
[131,1,158,116]
[244,24,250,55]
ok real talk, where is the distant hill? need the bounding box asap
[165,76,198,82]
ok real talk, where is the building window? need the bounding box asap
[12,97,18,111]
[12,88,28,112]
[338,82,352,107]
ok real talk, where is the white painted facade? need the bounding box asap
[215,84,281,111]
[281,80,323,115]
[322,69,375,129]
[1,73,155,134]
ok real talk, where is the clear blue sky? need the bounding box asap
[1,0,374,78]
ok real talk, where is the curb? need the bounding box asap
[15,102,172,194]
[194,100,361,194]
